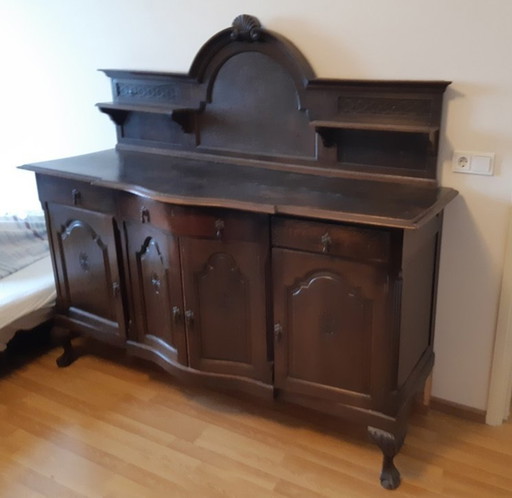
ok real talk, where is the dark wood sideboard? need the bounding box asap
[21,15,457,490]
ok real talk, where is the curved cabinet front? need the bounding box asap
[119,194,272,385]
[123,220,188,366]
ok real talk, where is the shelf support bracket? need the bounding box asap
[172,110,196,134]
[98,107,128,126]
[316,127,337,148]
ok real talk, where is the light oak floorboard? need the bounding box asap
[2,344,512,497]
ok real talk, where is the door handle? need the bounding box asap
[172,305,182,325]
[112,281,121,298]
[274,323,283,341]
[185,309,194,328]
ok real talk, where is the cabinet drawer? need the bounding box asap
[36,175,116,213]
[118,193,177,232]
[272,217,390,263]
[119,193,268,243]
[173,207,268,242]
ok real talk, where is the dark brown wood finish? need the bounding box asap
[397,215,441,387]
[26,149,457,229]
[180,224,271,383]
[21,15,458,490]
[123,220,187,365]
[45,203,125,343]
[272,248,381,407]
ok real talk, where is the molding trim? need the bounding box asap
[430,396,486,424]
[486,203,512,426]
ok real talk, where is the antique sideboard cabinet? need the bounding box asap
[21,15,457,489]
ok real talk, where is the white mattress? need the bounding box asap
[0,255,56,350]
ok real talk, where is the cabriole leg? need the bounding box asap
[56,338,76,367]
[368,426,405,490]
[51,326,77,367]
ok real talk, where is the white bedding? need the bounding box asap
[0,255,56,350]
[0,211,49,279]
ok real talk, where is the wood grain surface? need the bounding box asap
[1,339,511,497]
[22,149,457,229]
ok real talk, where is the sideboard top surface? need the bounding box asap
[21,149,457,229]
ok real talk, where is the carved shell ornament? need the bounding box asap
[230,14,262,42]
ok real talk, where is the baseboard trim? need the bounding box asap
[430,396,487,424]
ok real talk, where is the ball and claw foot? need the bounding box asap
[368,426,405,490]
[380,457,401,490]
[56,339,76,368]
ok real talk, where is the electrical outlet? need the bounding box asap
[452,151,494,175]
[453,152,470,172]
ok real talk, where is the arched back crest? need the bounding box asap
[188,15,316,105]
[97,13,449,179]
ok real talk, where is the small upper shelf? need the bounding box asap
[310,119,439,148]
[96,19,450,182]
[96,102,201,133]
[310,120,439,134]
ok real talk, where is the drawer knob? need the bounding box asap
[321,232,332,253]
[140,207,150,224]
[71,188,81,206]
[215,219,225,240]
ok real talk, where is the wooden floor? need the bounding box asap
[1,339,512,498]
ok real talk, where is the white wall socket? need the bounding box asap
[452,151,495,176]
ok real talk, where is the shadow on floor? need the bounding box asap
[0,322,53,376]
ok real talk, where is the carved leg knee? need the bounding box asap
[368,426,405,490]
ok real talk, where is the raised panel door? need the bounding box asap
[124,222,187,365]
[273,248,389,408]
[180,236,271,383]
[46,203,125,341]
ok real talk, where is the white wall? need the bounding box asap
[2,0,511,411]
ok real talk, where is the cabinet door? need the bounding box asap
[124,221,187,365]
[180,236,270,383]
[272,248,388,407]
[47,203,125,341]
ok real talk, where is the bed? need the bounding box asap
[0,211,56,351]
